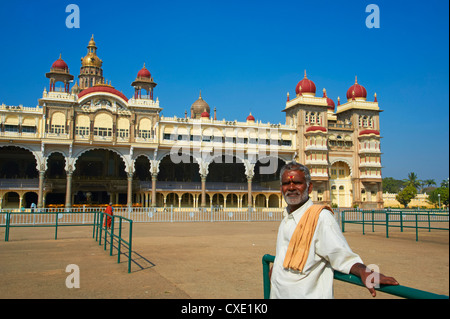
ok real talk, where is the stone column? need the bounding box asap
[198,161,209,208]
[201,176,207,207]
[377,182,384,209]
[244,160,255,208]
[127,172,133,208]
[150,159,160,207]
[38,170,45,208]
[247,176,253,208]
[151,174,157,207]
[65,169,73,208]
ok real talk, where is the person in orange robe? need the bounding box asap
[103,203,113,229]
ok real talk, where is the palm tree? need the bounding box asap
[423,179,436,188]
[403,172,422,191]
[421,179,436,194]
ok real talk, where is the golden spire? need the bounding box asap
[88,34,96,47]
[81,35,102,68]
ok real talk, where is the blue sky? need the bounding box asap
[0,0,448,184]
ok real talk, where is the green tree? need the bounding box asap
[423,179,436,188]
[441,178,449,188]
[403,172,422,192]
[396,184,417,208]
[427,187,449,208]
[382,177,403,193]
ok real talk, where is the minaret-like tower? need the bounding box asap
[131,63,157,100]
[45,54,74,92]
[78,35,104,89]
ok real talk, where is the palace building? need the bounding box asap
[0,36,383,209]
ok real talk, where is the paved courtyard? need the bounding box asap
[0,221,448,299]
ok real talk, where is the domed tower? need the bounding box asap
[295,70,316,97]
[78,35,104,89]
[131,63,157,100]
[45,54,74,93]
[346,76,367,101]
[190,91,210,119]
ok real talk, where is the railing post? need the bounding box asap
[362,210,365,235]
[262,254,274,299]
[341,210,345,232]
[385,211,389,238]
[400,210,403,232]
[5,211,10,242]
[128,220,133,273]
[104,216,108,251]
[118,218,123,264]
[54,212,59,240]
[371,210,375,233]
[109,215,114,256]
[415,213,419,241]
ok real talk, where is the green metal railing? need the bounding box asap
[262,254,449,299]
[1,211,95,241]
[93,211,133,273]
[1,211,133,273]
[341,210,449,241]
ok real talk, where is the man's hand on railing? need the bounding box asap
[350,263,399,297]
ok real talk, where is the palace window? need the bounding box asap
[93,127,112,137]
[51,124,65,134]
[139,130,152,139]
[75,126,90,136]
[4,125,19,132]
[22,126,36,133]
[117,128,129,138]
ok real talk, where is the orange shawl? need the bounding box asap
[283,204,334,272]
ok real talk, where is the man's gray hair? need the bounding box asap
[279,161,311,186]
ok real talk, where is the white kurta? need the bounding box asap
[270,199,363,299]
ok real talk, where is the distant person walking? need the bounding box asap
[103,203,114,229]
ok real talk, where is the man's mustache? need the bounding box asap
[285,190,301,196]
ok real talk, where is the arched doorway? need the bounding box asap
[158,153,200,183]
[0,146,38,179]
[72,149,127,205]
[207,155,246,183]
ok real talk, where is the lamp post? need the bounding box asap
[438,193,441,210]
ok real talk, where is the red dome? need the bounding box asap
[359,129,380,136]
[326,97,335,109]
[306,126,327,133]
[246,113,255,121]
[201,110,210,118]
[346,76,367,100]
[77,85,129,102]
[137,64,151,78]
[52,55,68,70]
[295,71,316,95]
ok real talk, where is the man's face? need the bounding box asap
[281,170,313,207]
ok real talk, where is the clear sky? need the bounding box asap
[0,0,448,184]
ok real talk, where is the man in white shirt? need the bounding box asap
[270,162,398,299]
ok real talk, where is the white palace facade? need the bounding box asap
[0,36,384,209]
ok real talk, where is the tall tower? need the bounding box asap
[78,35,104,89]
[45,54,74,92]
[131,63,157,100]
